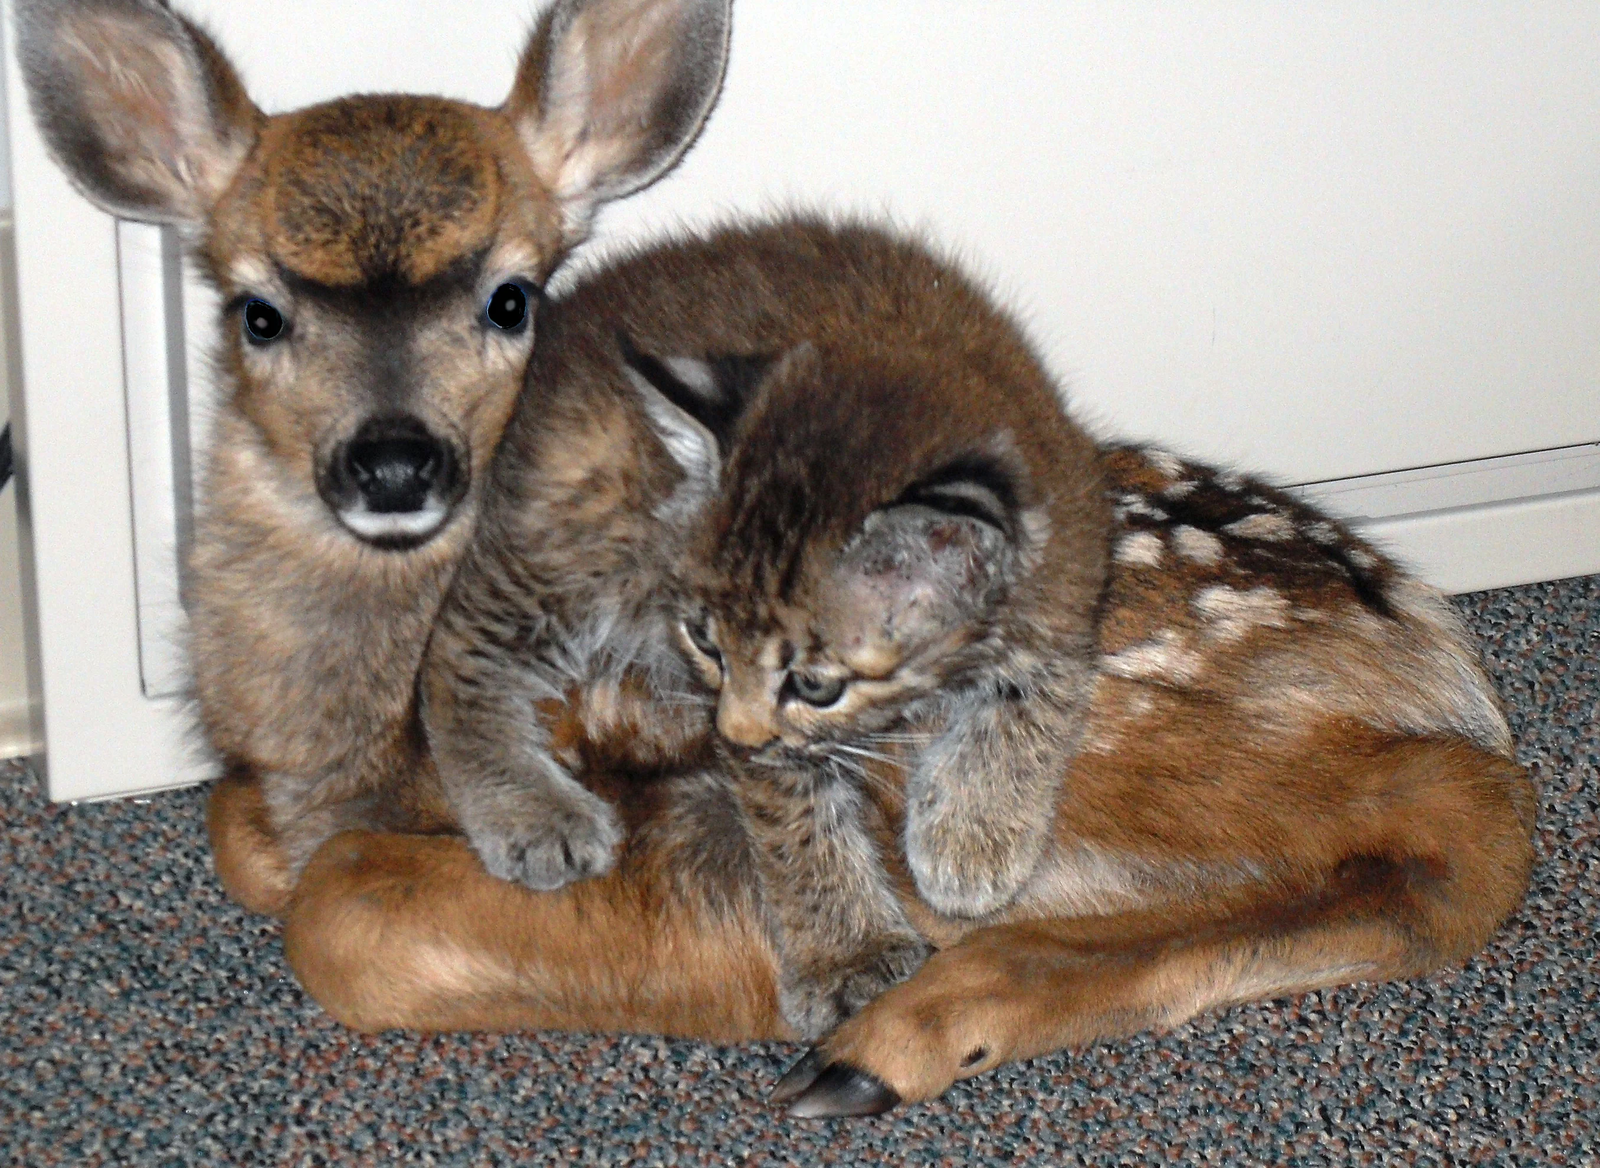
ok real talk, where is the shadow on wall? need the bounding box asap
[0,42,32,759]
[1,385,31,759]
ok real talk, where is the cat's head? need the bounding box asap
[620,335,1045,758]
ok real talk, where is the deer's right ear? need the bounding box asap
[507,0,732,244]
[16,0,262,224]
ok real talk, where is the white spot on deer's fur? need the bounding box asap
[1194,584,1291,643]
[1304,521,1341,547]
[1214,470,1246,492]
[1114,530,1164,567]
[1172,526,1223,565]
[1163,479,1198,499]
[1079,684,1160,755]
[1223,512,1296,541]
[1144,448,1186,479]
[1116,494,1169,522]
[1347,547,1379,570]
[1101,630,1203,686]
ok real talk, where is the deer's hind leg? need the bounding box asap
[282,826,790,1042]
[780,735,1535,1116]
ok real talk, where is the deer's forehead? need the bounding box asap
[224,96,536,288]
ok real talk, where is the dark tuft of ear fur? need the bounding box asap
[616,332,769,456]
[16,0,262,223]
[894,452,1023,537]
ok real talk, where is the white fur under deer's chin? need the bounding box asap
[336,500,451,546]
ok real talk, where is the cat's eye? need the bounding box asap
[786,672,846,708]
[682,615,721,662]
[242,298,286,344]
[485,282,530,331]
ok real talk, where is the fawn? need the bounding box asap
[16,0,732,895]
[23,0,1532,1119]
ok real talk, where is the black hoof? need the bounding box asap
[770,1049,827,1104]
[784,1060,902,1119]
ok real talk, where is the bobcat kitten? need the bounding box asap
[625,324,1109,1026]
[423,218,1109,1036]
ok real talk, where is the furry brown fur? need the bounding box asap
[17,0,733,876]
[29,3,1529,1114]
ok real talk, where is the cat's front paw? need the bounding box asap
[779,934,932,1041]
[906,810,1045,918]
[466,786,623,891]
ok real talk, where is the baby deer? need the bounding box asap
[16,0,732,893]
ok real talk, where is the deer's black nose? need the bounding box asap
[343,417,453,514]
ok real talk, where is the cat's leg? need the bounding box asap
[904,666,1092,917]
[422,576,625,891]
[737,759,932,1041]
[779,736,1534,1116]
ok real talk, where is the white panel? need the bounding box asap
[2,5,204,799]
[116,222,190,700]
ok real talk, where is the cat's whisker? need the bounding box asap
[830,743,900,765]
[819,751,870,781]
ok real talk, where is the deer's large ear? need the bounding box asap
[507,0,731,242]
[15,0,263,224]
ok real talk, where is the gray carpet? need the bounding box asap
[2,575,1595,1166]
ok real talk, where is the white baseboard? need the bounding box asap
[1290,442,1600,593]
[1353,489,1600,595]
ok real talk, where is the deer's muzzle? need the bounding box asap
[317,414,466,549]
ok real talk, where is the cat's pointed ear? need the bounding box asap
[618,332,780,488]
[16,0,263,224]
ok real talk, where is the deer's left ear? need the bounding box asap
[617,333,781,492]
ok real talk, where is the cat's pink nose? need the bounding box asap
[717,703,776,750]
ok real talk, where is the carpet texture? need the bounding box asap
[2,575,1595,1166]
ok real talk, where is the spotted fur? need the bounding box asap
[228,433,1533,1114]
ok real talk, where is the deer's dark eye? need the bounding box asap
[786,672,846,708]
[485,282,529,331]
[242,298,285,343]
